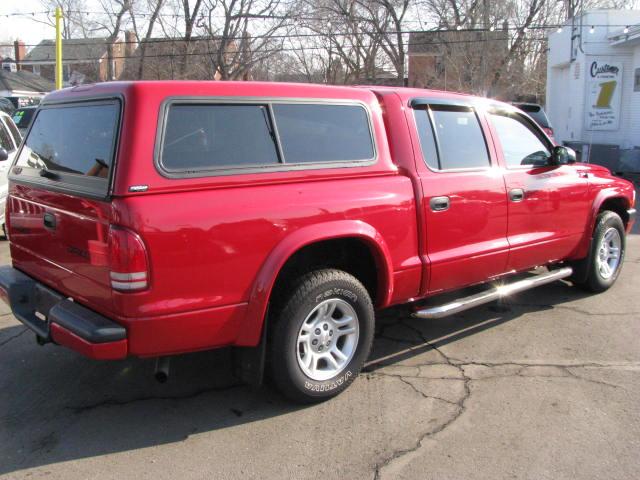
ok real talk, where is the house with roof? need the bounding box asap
[0,68,54,108]
[20,37,128,86]
[546,10,640,172]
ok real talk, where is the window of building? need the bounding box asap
[635,68,640,92]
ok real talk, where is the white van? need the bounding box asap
[0,110,22,236]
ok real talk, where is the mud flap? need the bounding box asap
[232,311,268,387]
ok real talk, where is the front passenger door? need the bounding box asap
[488,109,591,271]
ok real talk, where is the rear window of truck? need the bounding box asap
[13,100,120,197]
[158,101,374,174]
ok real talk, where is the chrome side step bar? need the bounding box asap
[413,267,573,319]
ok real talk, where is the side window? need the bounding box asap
[489,112,551,168]
[160,104,280,171]
[272,104,374,163]
[0,121,14,152]
[414,106,490,170]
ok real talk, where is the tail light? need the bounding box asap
[108,225,149,292]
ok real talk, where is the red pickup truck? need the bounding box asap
[0,82,635,402]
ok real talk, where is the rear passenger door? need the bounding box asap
[409,100,509,294]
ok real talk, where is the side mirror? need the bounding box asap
[0,148,8,162]
[551,146,576,165]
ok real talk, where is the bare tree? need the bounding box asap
[82,0,135,80]
[134,0,166,79]
[178,0,204,75]
[199,0,294,80]
[36,0,90,38]
[295,0,386,84]
[356,0,411,84]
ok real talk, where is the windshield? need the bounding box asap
[15,102,119,192]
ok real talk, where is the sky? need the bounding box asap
[1,0,75,46]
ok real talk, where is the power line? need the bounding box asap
[0,26,570,49]
[0,8,634,29]
[0,34,547,64]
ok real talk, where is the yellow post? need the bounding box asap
[55,7,63,89]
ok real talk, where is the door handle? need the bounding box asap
[43,212,56,230]
[509,189,525,202]
[578,171,589,179]
[430,196,450,212]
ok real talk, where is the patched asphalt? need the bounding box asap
[1,234,639,480]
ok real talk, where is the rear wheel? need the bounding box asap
[575,211,625,292]
[269,269,374,403]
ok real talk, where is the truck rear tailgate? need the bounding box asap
[7,99,121,315]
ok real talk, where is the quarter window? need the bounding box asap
[490,112,550,168]
[414,106,490,170]
[272,104,374,163]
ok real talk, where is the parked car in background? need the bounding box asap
[0,98,15,115]
[12,106,37,136]
[0,111,22,237]
[512,102,555,141]
[0,82,634,403]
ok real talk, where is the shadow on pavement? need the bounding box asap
[0,277,606,475]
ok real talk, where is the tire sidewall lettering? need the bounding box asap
[315,287,357,304]
[304,370,353,392]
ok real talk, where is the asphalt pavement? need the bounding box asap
[1,232,639,480]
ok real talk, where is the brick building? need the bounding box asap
[407,28,509,96]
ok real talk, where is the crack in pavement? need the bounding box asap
[66,383,245,414]
[369,319,636,480]
[0,327,28,348]
[372,320,472,480]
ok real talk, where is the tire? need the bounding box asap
[575,211,626,293]
[269,269,374,403]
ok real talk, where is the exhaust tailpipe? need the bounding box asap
[154,356,171,383]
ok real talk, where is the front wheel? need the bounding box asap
[269,269,375,403]
[575,211,626,293]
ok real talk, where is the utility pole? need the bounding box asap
[482,0,490,95]
[55,7,63,89]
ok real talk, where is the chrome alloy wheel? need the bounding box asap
[296,298,359,381]
[596,227,622,280]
